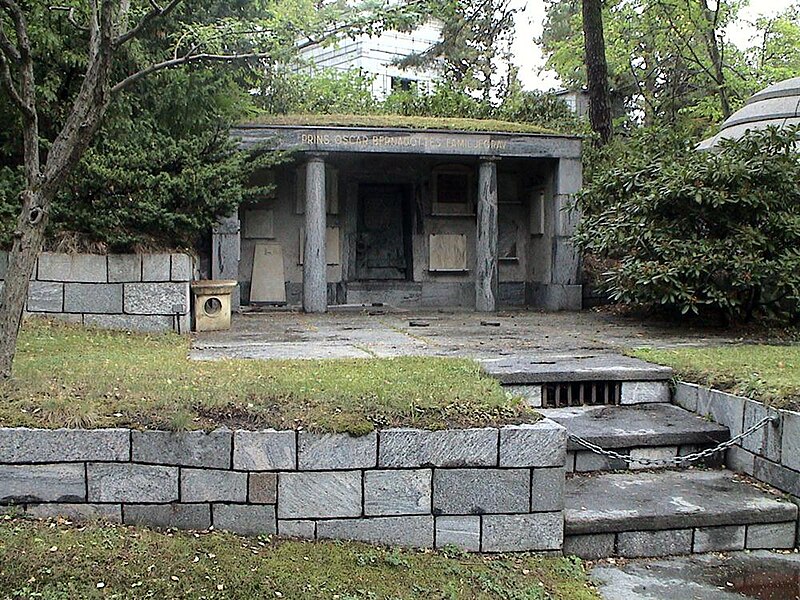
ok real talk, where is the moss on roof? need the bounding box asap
[245,113,559,135]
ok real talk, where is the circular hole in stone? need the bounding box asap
[203,296,223,317]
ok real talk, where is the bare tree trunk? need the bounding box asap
[700,0,731,119]
[0,190,49,377]
[582,0,613,145]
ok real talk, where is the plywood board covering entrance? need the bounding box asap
[429,234,467,271]
[251,242,286,303]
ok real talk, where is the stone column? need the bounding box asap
[303,154,327,313]
[476,158,499,312]
[212,214,241,310]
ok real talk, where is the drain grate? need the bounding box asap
[543,381,621,408]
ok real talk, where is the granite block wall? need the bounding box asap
[0,252,193,333]
[0,420,568,553]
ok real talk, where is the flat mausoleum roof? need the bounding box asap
[233,114,582,159]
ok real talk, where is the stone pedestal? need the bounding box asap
[476,159,499,312]
[303,156,327,313]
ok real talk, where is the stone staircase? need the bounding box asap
[482,353,800,559]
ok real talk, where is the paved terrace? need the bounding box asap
[190,308,743,361]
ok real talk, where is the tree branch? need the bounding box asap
[49,5,90,31]
[114,0,181,47]
[0,20,20,62]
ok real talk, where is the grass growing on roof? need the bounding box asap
[247,113,559,135]
[0,516,600,599]
[630,345,800,410]
[0,320,534,432]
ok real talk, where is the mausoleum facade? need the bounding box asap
[215,123,583,313]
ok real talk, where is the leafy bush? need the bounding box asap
[574,125,800,324]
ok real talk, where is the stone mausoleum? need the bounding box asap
[212,121,584,313]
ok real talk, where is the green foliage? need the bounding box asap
[574,126,800,325]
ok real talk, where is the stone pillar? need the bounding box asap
[303,155,327,313]
[212,214,241,310]
[476,158,499,312]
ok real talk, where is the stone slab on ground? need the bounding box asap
[540,404,729,450]
[479,354,673,385]
[565,470,797,535]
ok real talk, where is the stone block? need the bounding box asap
[746,522,797,549]
[278,519,315,539]
[0,464,85,503]
[249,473,277,504]
[124,504,210,530]
[620,381,670,405]
[132,430,231,468]
[433,469,529,515]
[782,410,800,472]
[364,470,431,516]
[379,428,498,468]
[726,446,756,475]
[233,430,296,470]
[673,382,699,412]
[531,467,565,512]
[214,504,276,536]
[564,452,575,473]
[551,238,581,285]
[742,400,782,462]
[435,516,481,551]
[482,513,563,552]
[38,252,107,282]
[64,283,122,314]
[27,282,63,313]
[181,469,247,502]
[693,525,745,553]
[297,432,376,470]
[83,314,174,333]
[574,451,628,473]
[617,529,693,558]
[556,158,583,196]
[171,254,194,281]
[142,253,172,282]
[0,250,7,279]
[563,534,615,560]
[629,446,678,470]
[87,463,178,503]
[317,515,434,548]
[107,254,141,283]
[26,503,121,523]
[754,457,800,497]
[706,390,745,438]
[499,420,566,467]
[124,282,189,315]
[0,428,129,463]
[278,471,361,519]
[504,385,542,408]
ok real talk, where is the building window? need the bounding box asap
[431,165,473,215]
[391,77,415,92]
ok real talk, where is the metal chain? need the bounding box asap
[568,414,779,468]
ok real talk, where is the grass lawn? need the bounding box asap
[0,321,533,433]
[0,517,599,600]
[631,345,800,410]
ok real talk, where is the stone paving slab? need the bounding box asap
[540,404,729,450]
[480,354,673,384]
[565,470,797,535]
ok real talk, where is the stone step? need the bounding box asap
[564,470,799,559]
[540,404,729,472]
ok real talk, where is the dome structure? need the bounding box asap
[698,77,800,149]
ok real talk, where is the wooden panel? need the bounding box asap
[429,234,467,271]
[250,243,286,303]
[243,209,274,239]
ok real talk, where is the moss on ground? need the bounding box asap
[0,320,535,432]
[0,516,599,600]
[630,345,800,410]
[246,113,561,135]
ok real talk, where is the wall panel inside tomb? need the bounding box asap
[238,155,556,307]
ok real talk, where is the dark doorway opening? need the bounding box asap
[356,184,412,280]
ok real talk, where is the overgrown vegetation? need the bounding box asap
[631,345,800,411]
[0,516,599,600]
[575,126,800,325]
[0,320,533,432]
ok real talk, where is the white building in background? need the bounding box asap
[299,21,443,100]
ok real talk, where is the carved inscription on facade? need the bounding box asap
[299,133,508,152]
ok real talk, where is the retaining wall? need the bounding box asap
[0,420,567,553]
[0,251,193,333]
[674,383,800,501]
